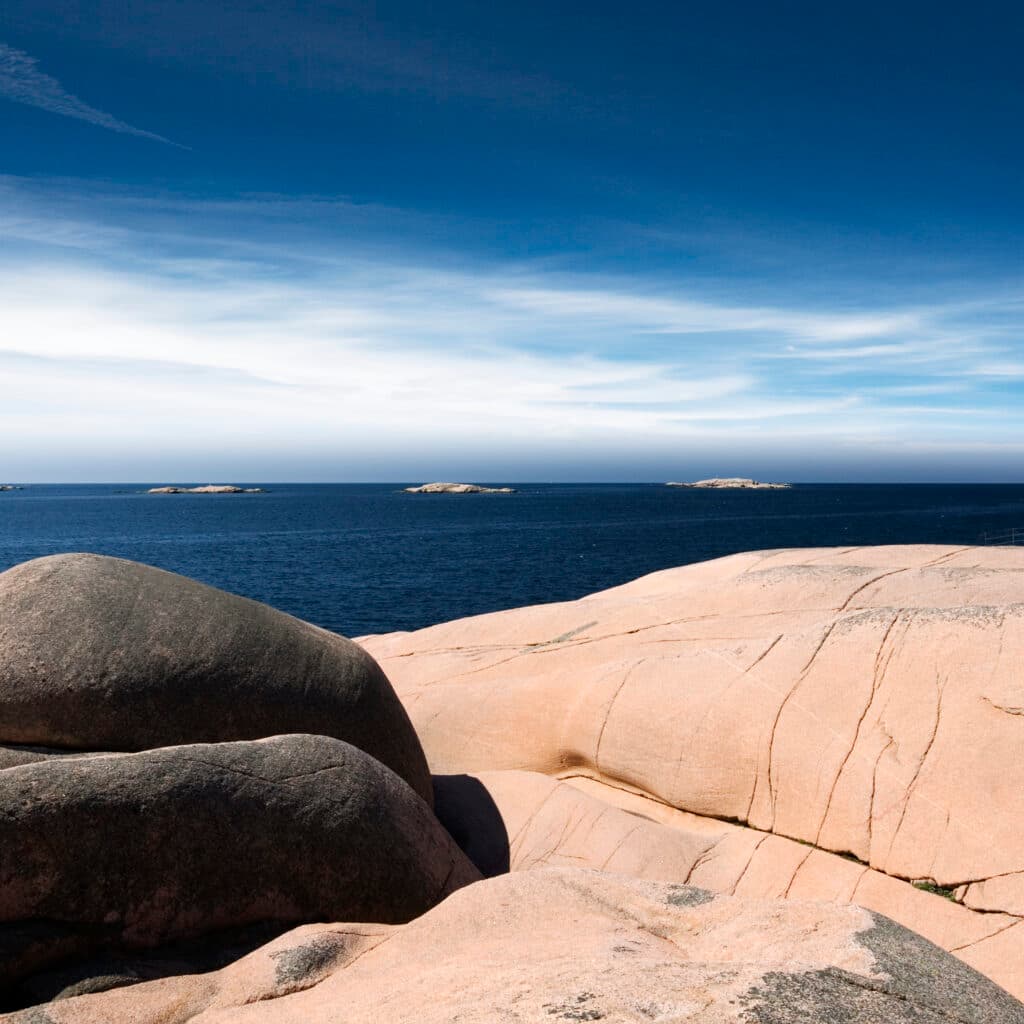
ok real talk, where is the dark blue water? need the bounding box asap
[1,484,1022,636]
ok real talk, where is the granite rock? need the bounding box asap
[0,553,431,804]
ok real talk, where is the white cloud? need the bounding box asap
[1,178,1023,477]
[490,286,924,342]
[0,262,768,451]
[0,43,177,145]
[963,362,1024,379]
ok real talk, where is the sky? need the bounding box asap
[1,1,1023,482]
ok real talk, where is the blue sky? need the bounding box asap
[1,1,1023,481]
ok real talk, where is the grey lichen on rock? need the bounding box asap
[738,909,1024,1024]
[664,884,716,908]
[269,935,348,987]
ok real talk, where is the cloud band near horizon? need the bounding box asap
[1,177,1022,481]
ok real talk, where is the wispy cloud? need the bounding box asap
[963,362,1024,379]
[0,43,178,145]
[489,286,924,343]
[0,177,1022,479]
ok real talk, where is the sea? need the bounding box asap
[1,483,1022,638]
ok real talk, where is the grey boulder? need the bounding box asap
[0,553,432,804]
[0,734,480,993]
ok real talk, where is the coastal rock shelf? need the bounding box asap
[3,547,1024,1020]
[666,477,790,488]
[403,482,516,493]
[361,544,1024,1001]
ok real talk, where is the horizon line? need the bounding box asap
[3,480,1024,487]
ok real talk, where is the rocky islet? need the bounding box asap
[665,477,790,489]
[147,485,265,494]
[403,482,516,493]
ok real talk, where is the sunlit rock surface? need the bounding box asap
[9,869,1023,1024]
[362,545,1024,996]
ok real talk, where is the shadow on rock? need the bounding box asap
[433,774,511,877]
[1,922,288,1012]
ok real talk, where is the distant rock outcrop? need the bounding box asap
[147,485,265,493]
[403,482,515,494]
[0,485,23,491]
[666,477,790,489]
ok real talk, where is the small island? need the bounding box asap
[404,482,516,494]
[666,477,790,490]
[0,485,23,491]
[148,485,266,494]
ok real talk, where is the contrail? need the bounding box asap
[0,43,181,146]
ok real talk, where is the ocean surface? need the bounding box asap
[1,483,1022,637]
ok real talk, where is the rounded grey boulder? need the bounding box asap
[0,734,481,991]
[0,553,432,804]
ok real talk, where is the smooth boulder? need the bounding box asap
[0,734,480,993]
[0,553,431,804]
[12,868,1024,1023]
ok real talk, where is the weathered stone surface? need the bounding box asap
[0,734,479,993]
[0,553,431,803]
[361,545,1024,995]
[435,769,1023,995]
[0,746,110,771]
[11,868,1023,1023]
